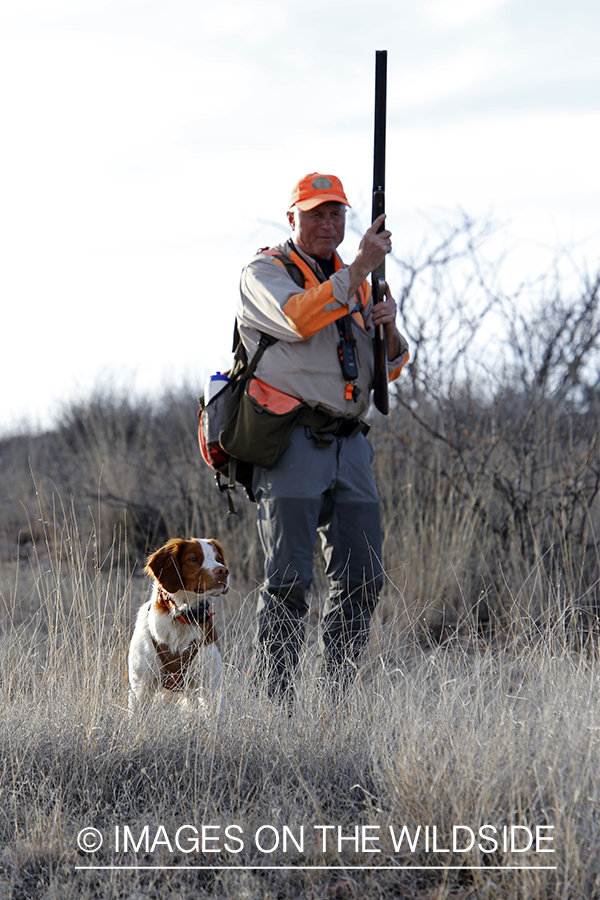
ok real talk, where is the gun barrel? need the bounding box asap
[372,50,387,197]
[371,50,389,415]
[372,51,387,290]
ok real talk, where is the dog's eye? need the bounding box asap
[189,556,198,563]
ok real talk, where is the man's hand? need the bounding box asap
[347,213,391,296]
[371,282,403,360]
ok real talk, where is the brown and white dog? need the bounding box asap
[128,537,229,716]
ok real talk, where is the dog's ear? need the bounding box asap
[144,538,185,593]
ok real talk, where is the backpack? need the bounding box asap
[198,325,277,513]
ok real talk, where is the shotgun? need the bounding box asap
[371,49,389,415]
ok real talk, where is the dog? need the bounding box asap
[128,537,229,717]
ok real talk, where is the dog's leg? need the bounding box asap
[127,686,149,726]
[204,644,224,718]
[128,690,138,718]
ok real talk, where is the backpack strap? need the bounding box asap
[221,325,278,514]
[259,244,306,288]
[242,331,277,381]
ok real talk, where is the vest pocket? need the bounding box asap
[219,379,305,468]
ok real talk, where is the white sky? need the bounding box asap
[1,0,599,435]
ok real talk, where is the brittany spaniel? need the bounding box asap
[128,537,229,716]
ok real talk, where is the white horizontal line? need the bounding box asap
[75,865,558,871]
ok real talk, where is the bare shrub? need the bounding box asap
[0,387,263,600]
[370,215,600,637]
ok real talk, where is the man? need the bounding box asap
[237,172,408,698]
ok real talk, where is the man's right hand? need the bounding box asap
[347,214,392,297]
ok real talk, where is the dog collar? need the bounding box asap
[156,588,213,624]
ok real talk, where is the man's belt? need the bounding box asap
[335,418,369,438]
[296,407,370,447]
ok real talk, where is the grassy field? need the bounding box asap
[1,231,599,897]
[0,486,599,900]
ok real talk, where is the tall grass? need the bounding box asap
[1,219,599,896]
[1,496,599,899]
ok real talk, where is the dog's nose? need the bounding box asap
[215,565,229,579]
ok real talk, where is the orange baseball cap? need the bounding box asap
[289,173,351,211]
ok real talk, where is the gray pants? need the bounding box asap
[252,426,383,696]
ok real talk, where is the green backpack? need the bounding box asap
[198,325,305,513]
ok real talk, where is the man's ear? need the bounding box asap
[287,209,295,230]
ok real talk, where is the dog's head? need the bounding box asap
[144,538,230,603]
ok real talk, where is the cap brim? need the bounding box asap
[294,193,351,211]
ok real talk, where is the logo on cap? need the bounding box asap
[311,176,333,190]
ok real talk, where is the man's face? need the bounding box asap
[289,201,346,260]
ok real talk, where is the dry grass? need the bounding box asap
[1,228,599,897]
[0,498,599,900]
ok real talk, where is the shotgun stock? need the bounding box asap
[372,49,389,415]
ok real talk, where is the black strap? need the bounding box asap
[232,321,277,378]
[243,332,277,382]
[226,457,238,515]
[223,327,278,515]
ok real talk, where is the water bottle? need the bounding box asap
[204,371,229,404]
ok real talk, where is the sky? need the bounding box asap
[1,0,599,435]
